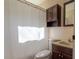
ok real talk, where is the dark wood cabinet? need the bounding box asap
[52,44,73,59]
[62,53,72,59]
[52,51,61,59]
[46,4,61,27]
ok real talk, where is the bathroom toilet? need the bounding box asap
[34,50,51,59]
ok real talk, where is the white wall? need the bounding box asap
[4,0,13,59]
[48,27,74,40]
[5,0,48,59]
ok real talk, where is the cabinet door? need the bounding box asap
[52,6,57,20]
[52,51,61,59]
[47,8,53,22]
[62,53,72,59]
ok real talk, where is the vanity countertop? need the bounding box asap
[51,39,74,49]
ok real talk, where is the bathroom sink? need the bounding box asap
[52,40,73,48]
[59,41,70,45]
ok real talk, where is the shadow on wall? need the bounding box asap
[12,26,48,59]
[17,39,47,59]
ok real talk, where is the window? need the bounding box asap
[18,26,45,43]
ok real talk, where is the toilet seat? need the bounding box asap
[35,50,51,58]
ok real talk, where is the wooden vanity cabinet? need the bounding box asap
[62,53,72,59]
[52,51,61,59]
[46,4,61,27]
[52,44,72,59]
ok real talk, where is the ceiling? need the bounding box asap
[20,0,72,10]
[25,0,63,9]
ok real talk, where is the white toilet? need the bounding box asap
[34,50,51,59]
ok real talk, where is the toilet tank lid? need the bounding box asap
[35,50,51,58]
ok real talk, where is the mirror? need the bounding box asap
[64,0,75,26]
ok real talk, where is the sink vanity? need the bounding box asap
[51,40,73,59]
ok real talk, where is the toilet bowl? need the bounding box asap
[34,50,51,59]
